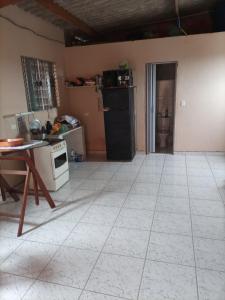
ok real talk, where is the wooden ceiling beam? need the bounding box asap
[0,0,21,8]
[35,0,97,37]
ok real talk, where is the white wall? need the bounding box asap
[0,5,66,137]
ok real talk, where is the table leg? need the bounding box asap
[17,167,31,237]
[29,150,39,206]
[27,150,55,209]
[0,177,6,201]
[0,175,20,202]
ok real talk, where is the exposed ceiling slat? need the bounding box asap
[0,0,21,8]
[35,0,97,36]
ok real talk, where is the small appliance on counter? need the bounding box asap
[103,69,133,88]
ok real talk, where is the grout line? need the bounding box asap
[136,153,166,299]
[78,156,147,300]
[185,152,200,300]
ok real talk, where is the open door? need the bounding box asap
[146,63,156,154]
[146,62,177,154]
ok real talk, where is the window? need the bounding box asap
[21,56,60,111]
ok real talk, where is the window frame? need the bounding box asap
[21,56,60,112]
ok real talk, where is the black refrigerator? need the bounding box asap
[102,87,136,161]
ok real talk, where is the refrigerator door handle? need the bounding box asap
[103,107,111,112]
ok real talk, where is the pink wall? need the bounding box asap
[64,32,225,152]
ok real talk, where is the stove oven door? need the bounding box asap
[51,147,68,179]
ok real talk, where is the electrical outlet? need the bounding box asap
[180,100,186,107]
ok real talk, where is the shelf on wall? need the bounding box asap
[65,85,96,89]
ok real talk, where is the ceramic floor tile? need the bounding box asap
[89,171,114,180]
[194,237,225,272]
[156,196,190,214]
[163,167,187,175]
[70,170,94,179]
[81,205,120,226]
[24,202,56,223]
[161,175,187,186]
[0,219,34,239]
[86,253,144,299]
[46,200,91,224]
[159,185,189,198]
[103,227,149,258]
[118,165,140,173]
[152,212,192,236]
[79,179,108,191]
[1,240,59,278]
[0,272,34,300]
[94,192,127,207]
[112,172,137,181]
[23,280,81,300]
[0,237,23,264]
[148,232,195,266]
[187,176,216,187]
[192,215,225,240]
[187,168,213,177]
[2,154,224,300]
[25,220,75,245]
[104,181,133,193]
[68,189,99,202]
[50,181,82,201]
[189,187,221,201]
[64,223,111,251]
[115,208,154,230]
[186,161,210,169]
[215,177,225,188]
[135,173,161,184]
[197,268,225,300]
[186,155,206,160]
[146,153,165,160]
[124,194,156,211]
[139,260,198,300]
[164,161,186,168]
[39,246,99,289]
[97,165,121,173]
[212,169,225,178]
[165,155,186,162]
[190,199,225,218]
[130,183,159,196]
[80,291,123,299]
[139,166,162,175]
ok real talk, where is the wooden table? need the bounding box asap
[0,141,56,236]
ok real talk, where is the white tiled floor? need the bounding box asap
[0,152,225,300]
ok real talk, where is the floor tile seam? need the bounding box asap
[150,229,225,242]
[136,155,166,299]
[185,153,200,300]
[81,288,132,300]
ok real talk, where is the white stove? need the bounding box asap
[33,140,69,191]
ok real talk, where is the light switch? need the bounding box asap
[180,100,186,107]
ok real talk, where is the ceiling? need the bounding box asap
[16,0,221,45]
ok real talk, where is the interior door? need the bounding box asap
[146,63,156,153]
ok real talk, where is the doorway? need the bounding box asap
[146,62,177,154]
